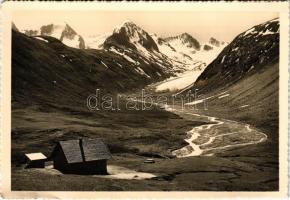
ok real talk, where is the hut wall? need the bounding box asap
[25,160,45,168]
[52,148,68,171]
[61,160,108,175]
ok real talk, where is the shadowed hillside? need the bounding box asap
[12,30,173,106]
[194,18,279,93]
[182,18,279,133]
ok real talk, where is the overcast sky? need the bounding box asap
[13,11,278,43]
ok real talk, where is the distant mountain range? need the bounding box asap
[12,18,279,114]
[17,20,226,74]
[21,23,86,49]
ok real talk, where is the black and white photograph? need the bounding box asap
[2,2,288,196]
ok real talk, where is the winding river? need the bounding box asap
[167,108,268,157]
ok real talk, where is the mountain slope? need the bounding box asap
[152,33,226,70]
[87,21,227,81]
[163,33,201,51]
[151,34,226,92]
[22,23,86,49]
[194,18,279,93]
[184,18,279,138]
[12,30,172,106]
[86,33,111,49]
[103,20,159,52]
[102,21,185,75]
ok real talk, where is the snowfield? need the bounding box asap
[154,44,225,93]
[152,34,226,92]
[86,33,111,49]
[62,36,82,49]
[34,36,49,43]
[156,69,203,92]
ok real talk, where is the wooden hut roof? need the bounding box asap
[25,152,47,161]
[82,138,111,161]
[59,140,83,163]
[55,138,111,164]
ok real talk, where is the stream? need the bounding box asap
[167,108,268,157]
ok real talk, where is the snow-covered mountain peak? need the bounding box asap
[163,33,201,51]
[39,23,69,38]
[241,18,279,38]
[113,20,139,35]
[208,37,221,47]
[104,20,159,52]
[118,19,135,26]
[114,20,137,30]
[194,18,279,93]
[38,23,79,39]
[22,22,85,49]
[180,32,195,41]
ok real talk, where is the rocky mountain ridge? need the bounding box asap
[21,23,86,49]
[193,18,279,93]
[18,20,226,75]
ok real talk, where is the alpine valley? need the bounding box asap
[12,18,279,191]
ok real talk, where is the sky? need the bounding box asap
[13,11,278,43]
